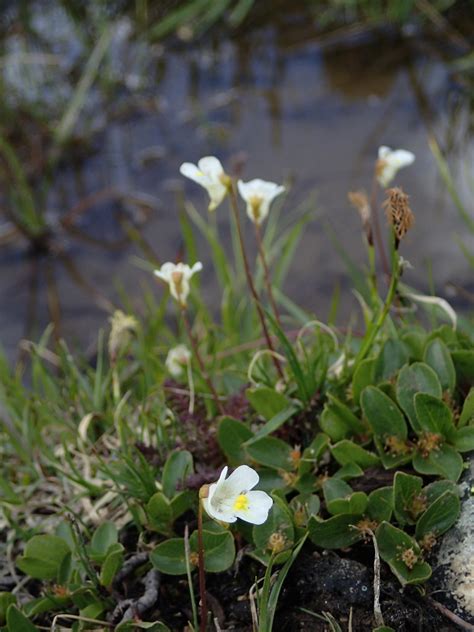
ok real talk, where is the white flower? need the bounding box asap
[166,344,191,377]
[154,261,202,307]
[180,156,229,211]
[376,146,415,187]
[237,178,285,225]
[202,465,273,525]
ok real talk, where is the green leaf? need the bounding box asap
[299,433,330,475]
[0,594,16,626]
[326,394,366,435]
[217,417,253,465]
[427,444,463,482]
[333,462,364,480]
[6,605,39,632]
[170,491,195,521]
[374,338,409,382]
[189,526,235,573]
[320,404,351,442]
[246,387,291,420]
[452,350,474,384]
[423,480,459,504]
[459,387,474,428]
[331,440,379,469]
[100,543,124,587]
[413,444,463,481]
[393,472,424,525]
[375,522,431,585]
[308,514,363,549]
[401,328,426,361]
[16,535,70,580]
[150,539,187,575]
[361,386,407,439]
[367,487,393,523]
[253,496,294,563]
[453,427,474,452]
[414,393,455,439]
[90,522,118,561]
[289,494,321,526]
[352,358,375,405]
[264,534,308,630]
[415,491,460,540]
[147,492,173,534]
[245,437,293,471]
[162,450,193,498]
[424,338,456,393]
[265,312,311,403]
[247,405,299,444]
[396,363,442,432]
[57,551,73,585]
[323,481,368,517]
[0,477,21,505]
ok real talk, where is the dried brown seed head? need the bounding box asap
[267,531,287,554]
[383,187,414,246]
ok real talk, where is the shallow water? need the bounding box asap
[0,3,473,360]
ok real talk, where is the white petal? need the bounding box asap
[256,200,271,224]
[202,495,237,523]
[378,145,391,160]
[234,490,273,525]
[224,465,259,496]
[377,164,396,187]
[198,156,224,179]
[153,269,167,282]
[216,466,229,486]
[154,262,175,283]
[190,261,203,276]
[180,162,211,187]
[207,183,227,211]
[391,149,415,168]
[238,178,284,203]
[237,179,253,201]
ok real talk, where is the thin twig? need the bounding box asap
[368,529,384,628]
[428,598,474,631]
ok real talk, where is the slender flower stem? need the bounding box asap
[370,174,390,279]
[354,258,399,366]
[254,222,282,329]
[184,525,199,632]
[197,500,208,632]
[228,184,284,379]
[181,308,224,415]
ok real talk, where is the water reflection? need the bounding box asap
[0,3,472,361]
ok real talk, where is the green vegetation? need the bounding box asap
[0,1,473,630]
[0,141,473,630]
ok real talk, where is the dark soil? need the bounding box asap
[133,545,462,631]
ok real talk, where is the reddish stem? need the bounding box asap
[181,308,224,415]
[254,222,282,329]
[228,185,284,379]
[197,502,208,632]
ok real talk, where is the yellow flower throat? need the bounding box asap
[233,494,249,511]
